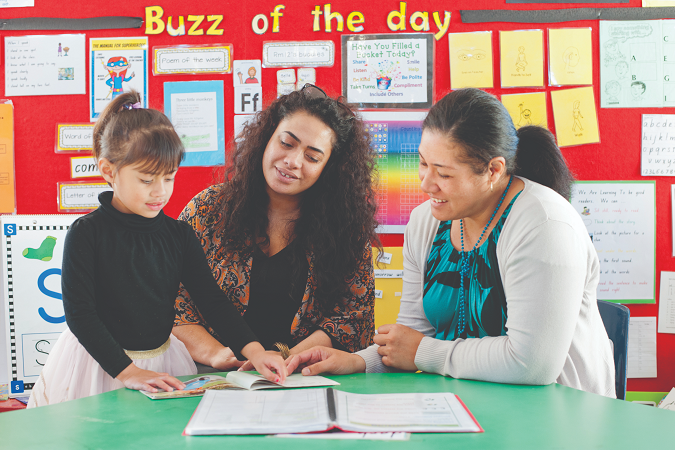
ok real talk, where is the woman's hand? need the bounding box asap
[286,346,366,375]
[209,347,245,371]
[242,342,287,383]
[373,324,425,371]
[116,363,186,393]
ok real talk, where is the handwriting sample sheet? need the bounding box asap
[641,115,675,176]
[658,271,675,334]
[5,34,85,96]
[571,181,655,303]
[627,317,657,378]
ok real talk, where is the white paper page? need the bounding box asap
[185,389,331,435]
[335,392,481,433]
[641,115,675,176]
[5,34,85,96]
[657,388,675,410]
[627,316,658,378]
[274,432,410,440]
[170,91,218,153]
[225,372,339,390]
[600,20,662,108]
[658,271,675,333]
[571,182,655,301]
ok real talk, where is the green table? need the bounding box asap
[1,372,672,449]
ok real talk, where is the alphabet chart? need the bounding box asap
[599,20,675,108]
[1,215,80,393]
[571,181,655,303]
[641,114,675,176]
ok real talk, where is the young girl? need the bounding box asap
[28,92,286,407]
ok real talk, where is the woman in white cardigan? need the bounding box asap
[287,88,615,397]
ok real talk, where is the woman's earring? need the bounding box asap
[490,182,494,193]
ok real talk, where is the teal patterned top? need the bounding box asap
[423,192,521,341]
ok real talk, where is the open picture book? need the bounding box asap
[184,388,483,435]
[141,373,338,399]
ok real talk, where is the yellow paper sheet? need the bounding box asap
[643,1,675,6]
[550,86,600,147]
[548,28,593,86]
[501,92,548,129]
[500,30,544,88]
[0,102,15,214]
[449,31,493,89]
[373,247,403,329]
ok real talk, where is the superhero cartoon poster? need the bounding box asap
[90,37,148,121]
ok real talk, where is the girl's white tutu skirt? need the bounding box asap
[27,328,197,408]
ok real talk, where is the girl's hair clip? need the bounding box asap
[123,102,142,110]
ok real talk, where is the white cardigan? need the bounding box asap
[358,178,616,397]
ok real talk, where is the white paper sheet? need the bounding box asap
[571,182,655,302]
[641,115,675,176]
[627,316,657,378]
[658,271,675,334]
[4,34,85,96]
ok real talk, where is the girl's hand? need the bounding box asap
[116,363,186,393]
[241,342,287,383]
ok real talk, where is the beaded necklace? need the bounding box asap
[457,175,513,337]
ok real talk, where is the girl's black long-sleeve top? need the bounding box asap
[61,192,258,378]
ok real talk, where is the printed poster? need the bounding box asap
[501,92,548,129]
[448,31,493,89]
[548,28,593,87]
[164,81,224,167]
[361,111,427,233]
[598,20,675,108]
[499,30,544,88]
[90,37,148,121]
[550,86,600,147]
[5,34,85,96]
[571,181,655,303]
[342,34,433,109]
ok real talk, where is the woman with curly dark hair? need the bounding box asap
[172,85,381,372]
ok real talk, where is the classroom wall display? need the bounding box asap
[342,34,434,109]
[233,60,262,86]
[163,80,225,167]
[262,41,334,67]
[360,111,426,233]
[548,28,593,87]
[599,20,675,108]
[57,181,111,212]
[641,114,675,176]
[4,34,85,97]
[3,0,674,396]
[54,123,93,153]
[448,31,493,89]
[550,86,600,147]
[0,101,15,214]
[658,270,675,333]
[571,181,656,303]
[1,215,80,393]
[500,92,547,129]
[152,44,233,75]
[499,29,544,88]
[90,37,148,121]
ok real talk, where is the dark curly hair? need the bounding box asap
[215,89,381,312]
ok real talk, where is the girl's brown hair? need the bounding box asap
[93,91,184,177]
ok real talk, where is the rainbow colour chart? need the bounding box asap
[362,112,427,233]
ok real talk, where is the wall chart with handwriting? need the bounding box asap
[571,181,655,303]
[600,20,675,108]
[641,114,675,176]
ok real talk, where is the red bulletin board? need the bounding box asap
[1,0,673,392]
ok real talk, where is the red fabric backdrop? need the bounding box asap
[1,0,672,392]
